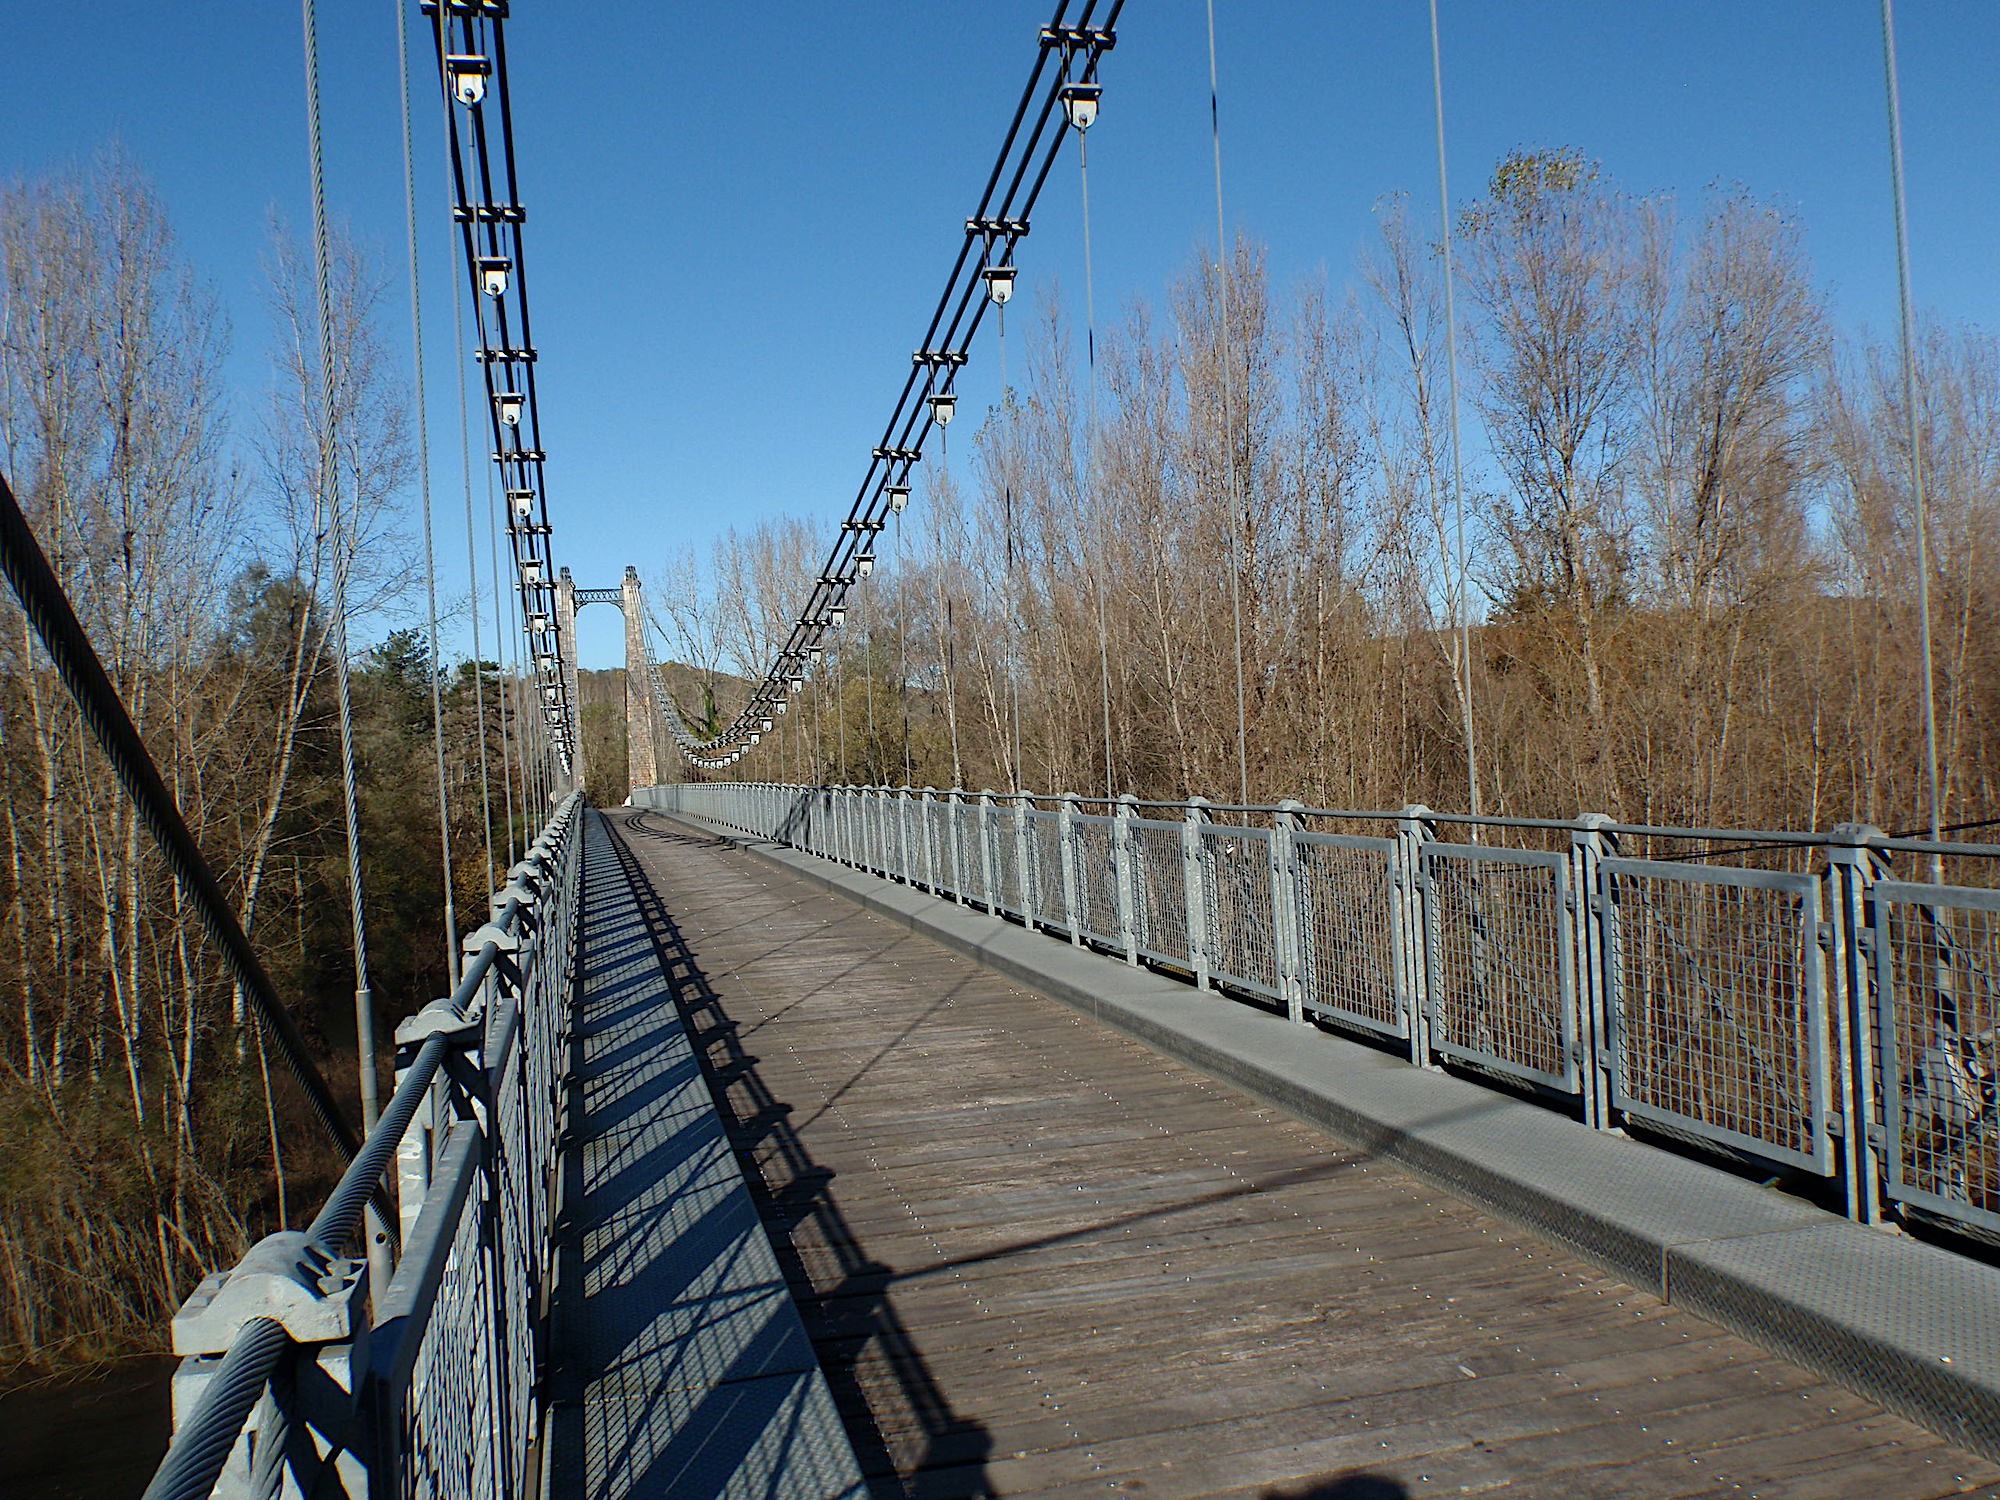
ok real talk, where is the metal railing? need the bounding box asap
[145,794,584,1500]
[639,781,2000,1246]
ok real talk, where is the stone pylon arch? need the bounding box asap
[557,565,659,798]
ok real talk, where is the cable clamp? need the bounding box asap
[172,1232,367,1355]
[395,995,483,1048]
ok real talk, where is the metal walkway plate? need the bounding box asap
[544,811,866,1500]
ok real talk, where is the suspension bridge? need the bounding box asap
[0,1,1992,1497]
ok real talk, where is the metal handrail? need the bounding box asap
[717,781,2000,859]
[651,779,2000,1245]
[143,792,583,1500]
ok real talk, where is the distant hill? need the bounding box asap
[573,662,750,803]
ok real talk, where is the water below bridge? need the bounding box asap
[541,806,2000,1499]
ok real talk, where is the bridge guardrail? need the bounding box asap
[642,780,2000,1248]
[145,793,584,1500]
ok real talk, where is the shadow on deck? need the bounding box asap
[604,816,995,1498]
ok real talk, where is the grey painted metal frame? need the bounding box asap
[1872,880,2000,1239]
[1601,856,1834,1175]
[150,795,585,1500]
[644,782,2000,1245]
[1421,841,1580,1094]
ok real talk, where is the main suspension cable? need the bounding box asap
[0,468,362,1161]
[487,466,522,857]
[676,1,1122,773]
[425,0,578,777]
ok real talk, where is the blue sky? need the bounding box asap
[5,2,1996,667]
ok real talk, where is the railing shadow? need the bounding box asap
[607,814,995,1499]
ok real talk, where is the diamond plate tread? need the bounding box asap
[545,812,866,1500]
[1669,1221,2000,1458]
[546,1367,865,1500]
[664,804,2000,1471]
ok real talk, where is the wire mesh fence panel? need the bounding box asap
[487,1023,537,1490]
[1201,825,1281,1000]
[914,797,935,889]
[1296,832,1404,1037]
[955,801,989,906]
[1129,819,1190,966]
[813,791,832,859]
[1074,814,1121,950]
[994,811,1029,918]
[401,1138,502,1500]
[1422,844,1578,1092]
[1029,809,1068,932]
[1875,882,2000,1239]
[1602,859,1832,1174]
[891,795,913,882]
[927,797,954,893]
[854,793,874,872]
[913,797,933,887]
[924,800,948,892]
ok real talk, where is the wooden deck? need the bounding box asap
[605,809,2000,1500]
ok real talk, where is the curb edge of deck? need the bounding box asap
[636,806,2000,1466]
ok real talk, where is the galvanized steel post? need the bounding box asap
[1115,793,1140,965]
[1829,824,1889,1223]
[1016,792,1038,931]
[1185,797,1212,991]
[1397,805,1434,1065]
[1569,813,1617,1130]
[978,790,999,912]
[1060,792,1084,946]
[946,789,967,902]
[1274,800,1308,1024]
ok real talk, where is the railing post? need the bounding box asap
[978,790,998,912]
[1829,824,1890,1224]
[1397,805,1434,1065]
[1115,794,1140,965]
[1274,800,1308,1024]
[1016,792,1038,931]
[1185,797,1212,991]
[946,789,967,903]
[1059,792,1084,946]
[1570,812,1617,1129]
